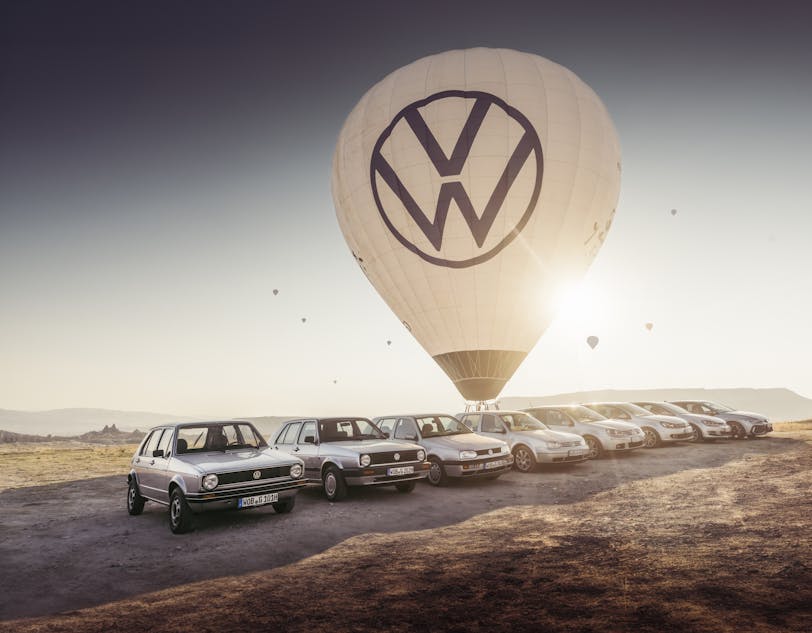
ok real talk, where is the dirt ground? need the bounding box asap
[1,431,810,632]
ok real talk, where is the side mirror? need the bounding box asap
[303,435,315,444]
[383,431,390,439]
[152,449,164,458]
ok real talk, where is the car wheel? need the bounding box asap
[427,457,447,486]
[512,445,536,473]
[395,481,417,493]
[322,465,348,502]
[690,425,703,443]
[584,435,603,459]
[272,497,295,514]
[127,478,145,516]
[729,421,746,440]
[642,427,661,448]
[169,488,194,534]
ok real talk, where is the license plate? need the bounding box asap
[568,450,587,457]
[387,466,414,476]
[484,459,507,469]
[238,492,278,508]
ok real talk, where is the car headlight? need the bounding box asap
[202,474,219,491]
[704,419,723,426]
[459,450,477,460]
[661,421,683,429]
[290,464,303,478]
[359,454,371,467]
[607,429,623,437]
[501,445,510,454]
[417,449,426,461]
[545,441,562,449]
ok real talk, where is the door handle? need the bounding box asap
[135,458,140,463]
[150,460,155,465]
[293,447,300,452]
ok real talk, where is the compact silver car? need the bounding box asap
[583,402,694,448]
[634,401,731,441]
[457,410,590,472]
[273,417,429,501]
[127,421,306,534]
[523,405,645,459]
[373,414,513,485]
[670,400,773,439]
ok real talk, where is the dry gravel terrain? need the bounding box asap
[0,430,810,632]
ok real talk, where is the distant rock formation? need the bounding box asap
[0,426,145,445]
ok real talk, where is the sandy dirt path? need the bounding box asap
[1,433,809,631]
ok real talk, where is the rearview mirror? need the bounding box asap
[383,432,390,439]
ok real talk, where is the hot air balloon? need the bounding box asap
[332,48,621,402]
[587,336,599,350]
[671,208,677,216]
[272,289,279,296]
[645,322,653,332]
[386,340,392,346]
[301,317,307,323]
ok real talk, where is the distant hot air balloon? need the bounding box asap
[586,336,599,350]
[272,289,279,296]
[332,48,621,401]
[671,208,677,216]
[333,379,338,384]
[645,322,653,332]
[301,317,307,323]
[386,340,392,346]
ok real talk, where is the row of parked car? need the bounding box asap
[126,399,772,533]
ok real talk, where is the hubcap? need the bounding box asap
[644,429,657,448]
[171,497,180,525]
[128,486,135,508]
[693,427,702,441]
[515,449,531,471]
[325,473,336,497]
[586,439,599,459]
[429,462,441,484]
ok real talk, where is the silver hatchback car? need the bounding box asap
[523,405,645,459]
[583,402,694,448]
[127,421,306,534]
[634,401,731,441]
[373,414,513,485]
[273,417,429,501]
[458,410,590,472]
[670,400,773,440]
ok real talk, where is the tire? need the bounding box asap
[642,427,661,448]
[512,445,536,473]
[690,425,703,443]
[584,435,603,459]
[427,457,448,486]
[729,421,747,440]
[127,478,145,516]
[322,465,348,502]
[169,488,194,534]
[395,481,416,493]
[272,496,295,514]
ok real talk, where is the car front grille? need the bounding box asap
[475,448,502,456]
[369,450,420,465]
[751,424,767,434]
[559,440,582,447]
[218,467,291,485]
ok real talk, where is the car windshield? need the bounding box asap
[501,413,547,431]
[176,423,266,454]
[416,416,471,437]
[617,403,652,416]
[705,401,734,413]
[318,418,386,441]
[566,406,606,422]
[638,402,685,416]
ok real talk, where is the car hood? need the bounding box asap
[681,413,728,425]
[323,439,421,453]
[515,429,585,443]
[583,420,641,432]
[643,414,690,426]
[723,410,768,422]
[422,433,506,451]
[178,448,297,473]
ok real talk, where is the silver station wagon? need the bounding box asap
[373,414,513,485]
[458,410,590,472]
[273,417,429,501]
[127,421,306,534]
[523,405,645,459]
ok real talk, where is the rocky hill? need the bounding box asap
[0,424,145,445]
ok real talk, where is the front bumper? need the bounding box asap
[535,447,590,463]
[185,478,307,513]
[662,429,695,442]
[702,426,732,438]
[605,438,645,451]
[343,462,430,486]
[749,423,772,436]
[444,454,514,477]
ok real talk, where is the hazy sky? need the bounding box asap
[2,1,811,417]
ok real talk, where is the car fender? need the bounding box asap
[320,457,345,474]
[168,473,192,496]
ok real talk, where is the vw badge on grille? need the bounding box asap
[488,449,493,455]
[394,453,400,461]
[252,470,261,480]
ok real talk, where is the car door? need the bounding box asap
[292,420,320,481]
[459,413,480,431]
[149,428,174,503]
[394,417,419,442]
[479,413,508,442]
[136,428,167,501]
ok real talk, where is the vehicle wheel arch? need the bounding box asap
[320,459,343,477]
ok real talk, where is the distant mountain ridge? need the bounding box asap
[500,388,812,422]
[0,408,198,436]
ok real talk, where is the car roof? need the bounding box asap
[284,416,373,423]
[374,413,459,419]
[146,420,255,431]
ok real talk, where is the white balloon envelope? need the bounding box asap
[332,48,621,401]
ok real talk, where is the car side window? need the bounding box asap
[394,418,418,440]
[156,429,173,457]
[481,414,503,433]
[612,407,630,419]
[277,422,302,445]
[547,410,564,425]
[377,418,396,436]
[141,430,163,456]
[298,421,316,444]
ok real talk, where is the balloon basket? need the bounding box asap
[463,400,501,413]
